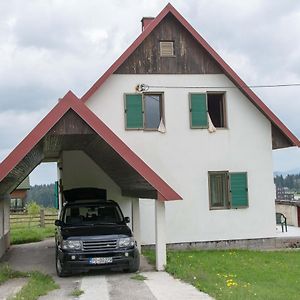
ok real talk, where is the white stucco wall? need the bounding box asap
[85,74,276,243]
[62,150,134,229]
[0,195,10,257]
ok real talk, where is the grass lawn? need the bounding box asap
[143,249,300,300]
[10,226,55,245]
[0,264,59,300]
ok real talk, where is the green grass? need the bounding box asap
[0,265,27,285]
[10,226,55,245]
[0,264,59,300]
[130,274,147,281]
[143,249,300,300]
[70,288,84,297]
[11,271,59,300]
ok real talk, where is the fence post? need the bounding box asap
[40,209,45,228]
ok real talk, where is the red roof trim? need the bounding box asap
[0,91,182,201]
[81,3,299,147]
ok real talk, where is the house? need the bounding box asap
[276,199,300,227]
[0,4,299,269]
[10,176,30,212]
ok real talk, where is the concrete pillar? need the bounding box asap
[132,198,141,252]
[0,193,10,258]
[155,200,166,271]
[57,161,63,213]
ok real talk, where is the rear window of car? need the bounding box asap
[63,204,123,226]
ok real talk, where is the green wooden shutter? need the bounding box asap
[190,93,208,128]
[230,173,248,208]
[54,181,59,209]
[125,94,143,129]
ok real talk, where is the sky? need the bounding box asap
[0,0,299,185]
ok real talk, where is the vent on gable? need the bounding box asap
[160,41,174,57]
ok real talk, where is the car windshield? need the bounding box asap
[63,204,124,226]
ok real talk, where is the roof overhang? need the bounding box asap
[0,91,182,201]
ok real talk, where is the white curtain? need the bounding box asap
[158,118,166,133]
[208,113,216,133]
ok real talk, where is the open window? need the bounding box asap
[190,92,227,129]
[209,171,248,210]
[125,93,165,131]
[207,93,226,128]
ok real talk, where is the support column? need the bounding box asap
[0,193,10,258]
[132,198,141,252]
[155,200,166,271]
[57,160,63,213]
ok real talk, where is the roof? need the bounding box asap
[0,91,182,201]
[81,3,299,148]
[16,176,30,190]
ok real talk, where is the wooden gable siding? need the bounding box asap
[115,13,222,74]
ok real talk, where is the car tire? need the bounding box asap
[56,249,69,277]
[124,255,140,273]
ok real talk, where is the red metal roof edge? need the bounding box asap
[80,3,299,147]
[0,91,182,201]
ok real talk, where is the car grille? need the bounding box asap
[82,239,118,252]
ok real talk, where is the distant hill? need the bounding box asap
[274,168,300,177]
[26,183,55,207]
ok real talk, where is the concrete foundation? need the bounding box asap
[143,236,300,251]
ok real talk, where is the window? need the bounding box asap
[125,93,164,131]
[209,171,248,209]
[207,93,226,128]
[190,93,226,129]
[160,41,174,57]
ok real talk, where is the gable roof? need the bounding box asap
[81,3,299,148]
[0,91,182,201]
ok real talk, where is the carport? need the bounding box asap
[0,91,182,270]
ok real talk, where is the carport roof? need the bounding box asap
[0,91,182,201]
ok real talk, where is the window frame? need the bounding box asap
[208,171,249,210]
[207,91,228,129]
[208,171,230,210]
[159,40,175,57]
[124,92,165,131]
[189,92,228,130]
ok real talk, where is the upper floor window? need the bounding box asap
[125,93,165,131]
[209,171,248,210]
[160,41,175,57]
[190,92,227,129]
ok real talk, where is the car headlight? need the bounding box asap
[61,240,82,250]
[118,237,135,248]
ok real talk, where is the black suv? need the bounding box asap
[54,188,140,276]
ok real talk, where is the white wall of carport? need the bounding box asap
[86,74,276,244]
[62,150,134,229]
[0,195,10,257]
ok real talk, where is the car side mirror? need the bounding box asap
[124,217,130,223]
[55,220,64,227]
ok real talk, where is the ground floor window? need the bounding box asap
[209,171,248,209]
[10,198,23,211]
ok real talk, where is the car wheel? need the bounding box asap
[56,250,69,277]
[124,256,140,273]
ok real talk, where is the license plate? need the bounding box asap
[88,257,113,265]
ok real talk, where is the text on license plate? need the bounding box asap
[88,257,113,264]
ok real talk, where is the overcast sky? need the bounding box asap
[0,0,299,185]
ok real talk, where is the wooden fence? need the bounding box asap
[10,209,57,228]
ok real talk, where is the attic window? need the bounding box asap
[160,41,174,57]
